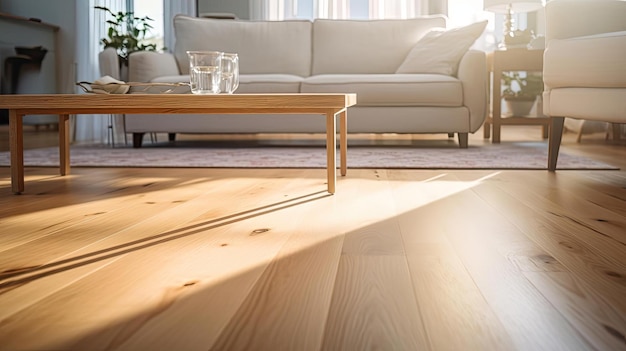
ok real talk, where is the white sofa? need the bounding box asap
[543,0,626,170]
[125,15,488,148]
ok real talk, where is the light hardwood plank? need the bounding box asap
[469,172,626,312]
[338,169,406,256]
[525,271,626,351]
[390,171,593,350]
[0,175,216,260]
[454,172,625,348]
[322,255,429,350]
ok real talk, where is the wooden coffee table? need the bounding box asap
[0,93,356,194]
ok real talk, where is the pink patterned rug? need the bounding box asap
[0,141,618,170]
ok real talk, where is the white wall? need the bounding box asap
[198,0,250,19]
[0,0,77,94]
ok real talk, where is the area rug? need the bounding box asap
[0,141,618,170]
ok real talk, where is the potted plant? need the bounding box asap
[95,6,162,67]
[501,71,543,116]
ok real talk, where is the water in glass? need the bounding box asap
[187,51,223,94]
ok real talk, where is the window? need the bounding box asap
[447,0,495,51]
[132,0,164,51]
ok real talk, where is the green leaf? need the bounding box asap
[95,5,162,55]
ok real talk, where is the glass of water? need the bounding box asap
[187,51,223,94]
[220,53,239,94]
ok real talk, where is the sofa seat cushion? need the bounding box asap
[237,74,304,93]
[300,74,463,106]
[146,74,304,94]
[544,30,626,89]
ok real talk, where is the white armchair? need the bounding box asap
[543,0,626,170]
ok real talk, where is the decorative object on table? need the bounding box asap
[483,0,544,49]
[95,6,164,66]
[82,75,129,94]
[501,70,543,116]
[76,77,189,94]
[504,28,535,48]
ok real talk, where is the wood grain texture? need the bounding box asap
[389,172,556,351]
[0,93,357,112]
[0,125,624,350]
[322,255,429,350]
[467,172,626,313]
[2,93,355,194]
[454,171,625,349]
[435,186,594,351]
[525,271,626,351]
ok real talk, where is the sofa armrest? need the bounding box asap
[457,50,488,132]
[545,0,626,42]
[128,51,180,83]
[98,47,121,79]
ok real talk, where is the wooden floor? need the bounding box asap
[0,125,625,351]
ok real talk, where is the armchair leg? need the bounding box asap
[457,133,468,148]
[548,117,565,171]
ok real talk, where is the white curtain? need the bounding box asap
[316,0,350,19]
[164,0,196,53]
[250,0,297,20]
[75,0,127,144]
[253,0,428,20]
[369,0,427,19]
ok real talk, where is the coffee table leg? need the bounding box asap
[326,111,337,194]
[9,110,24,194]
[59,114,70,176]
[340,109,347,177]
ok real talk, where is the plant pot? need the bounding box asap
[504,96,536,117]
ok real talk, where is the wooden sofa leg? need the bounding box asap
[457,133,468,148]
[132,133,145,148]
[612,123,622,141]
[548,117,565,171]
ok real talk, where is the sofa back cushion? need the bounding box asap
[311,16,446,75]
[396,20,487,76]
[174,15,312,76]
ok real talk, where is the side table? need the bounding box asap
[483,48,550,143]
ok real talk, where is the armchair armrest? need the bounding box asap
[128,51,180,83]
[544,31,626,90]
[545,0,626,41]
[457,50,488,132]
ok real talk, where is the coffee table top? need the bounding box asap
[0,93,357,114]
